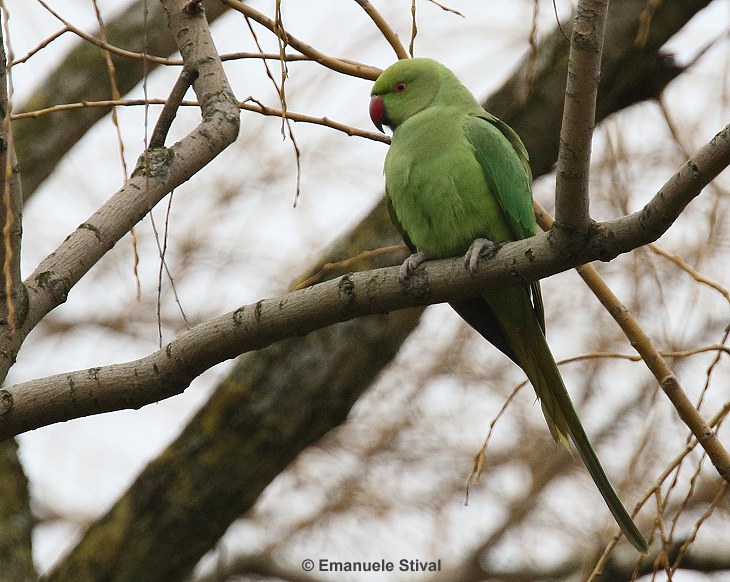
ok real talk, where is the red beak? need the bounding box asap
[369,95,386,133]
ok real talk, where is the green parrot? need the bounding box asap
[370,57,648,554]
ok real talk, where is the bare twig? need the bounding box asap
[91,0,128,179]
[427,0,464,17]
[670,481,729,575]
[11,98,192,119]
[12,97,389,143]
[466,380,526,501]
[696,325,730,415]
[242,8,302,206]
[32,1,307,70]
[221,0,381,80]
[588,401,730,580]
[10,26,68,66]
[241,97,389,142]
[35,0,174,66]
[409,0,417,58]
[353,0,409,60]
[290,245,407,290]
[648,243,730,305]
[17,48,311,68]
[556,345,730,364]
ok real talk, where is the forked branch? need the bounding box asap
[0,0,240,383]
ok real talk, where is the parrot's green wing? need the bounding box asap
[385,191,415,252]
[465,113,545,331]
[465,113,533,238]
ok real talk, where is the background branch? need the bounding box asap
[535,200,730,480]
[13,96,389,142]
[0,16,34,580]
[35,0,176,67]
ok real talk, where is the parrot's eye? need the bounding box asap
[394,82,408,93]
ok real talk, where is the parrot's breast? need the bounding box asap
[384,109,513,258]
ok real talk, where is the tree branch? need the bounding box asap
[0,12,25,344]
[536,201,730,480]
[0,0,240,385]
[578,263,730,480]
[148,67,198,148]
[0,21,35,580]
[353,0,409,60]
[14,0,230,201]
[221,0,381,80]
[13,96,390,143]
[554,0,609,240]
[35,0,176,67]
[1,120,728,440]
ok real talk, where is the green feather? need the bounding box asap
[465,114,545,330]
[372,58,648,554]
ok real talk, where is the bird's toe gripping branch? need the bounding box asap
[398,251,429,283]
[464,238,497,273]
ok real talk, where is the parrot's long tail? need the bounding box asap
[490,290,649,554]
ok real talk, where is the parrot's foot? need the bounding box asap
[399,251,428,283]
[464,238,497,273]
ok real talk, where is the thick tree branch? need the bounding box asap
[554,0,609,240]
[1,120,728,440]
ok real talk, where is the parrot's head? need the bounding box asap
[369,58,442,132]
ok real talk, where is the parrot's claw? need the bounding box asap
[399,252,428,283]
[465,238,497,273]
